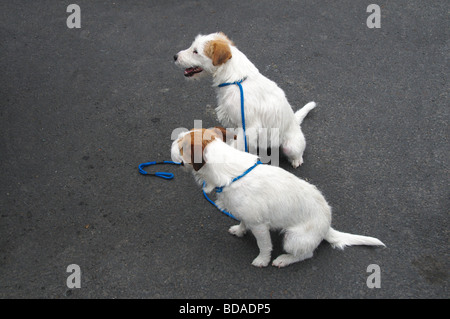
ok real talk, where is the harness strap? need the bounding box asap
[202,160,261,221]
[218,78,248,152]
[215,160,262,193]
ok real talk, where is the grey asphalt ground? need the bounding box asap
[0,1,448,299]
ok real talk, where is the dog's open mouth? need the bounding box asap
[184,67,203,77]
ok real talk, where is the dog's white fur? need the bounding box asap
[171,129,385,268]
[174,32,316,168]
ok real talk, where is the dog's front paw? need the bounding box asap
[251,255,270,268]
[228,225,246,237]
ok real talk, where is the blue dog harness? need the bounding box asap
[202,160,262,221]
[214,160,262,193]
[218,78,248,152]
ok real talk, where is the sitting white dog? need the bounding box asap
[174,32,316,168]
[171,128,385,268]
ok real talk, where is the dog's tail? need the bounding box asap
[324,227,385,250]
[294,101,316,124]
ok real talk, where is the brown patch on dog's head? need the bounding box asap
[177,128,227,171]
[204,35,232,66]
[211,126,237,142]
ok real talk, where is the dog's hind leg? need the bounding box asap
[281,126,306,168]
[272,252,313,268]
[250,224,272,267]
[282,101,316,168]
[272,225,321,268]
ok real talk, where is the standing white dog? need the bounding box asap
[174,32,316,168]
[171,128,385,268]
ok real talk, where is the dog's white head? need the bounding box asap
[174,32,234,79]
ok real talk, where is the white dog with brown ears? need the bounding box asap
[174,32,316,168]
[171,128,385,268]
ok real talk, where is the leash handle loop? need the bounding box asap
[154,172,175,179]
[138,161,181,180]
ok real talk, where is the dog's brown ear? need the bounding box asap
[211,127,237,142]
[178,131,205,171]
[189,130,208,171]
[191,153,205,171]
[204,40,232,66]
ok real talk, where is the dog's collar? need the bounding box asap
[217,77,247,88]
[215,160,262,193]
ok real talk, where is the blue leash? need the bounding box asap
[202,182,239,221]
[137,160,241,220]
[218,78,248,153]
[138,159,262,221]
[138,161,181,179]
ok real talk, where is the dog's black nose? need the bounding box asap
[173,54,178,61]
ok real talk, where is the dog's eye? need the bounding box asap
[193,49,198,54]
